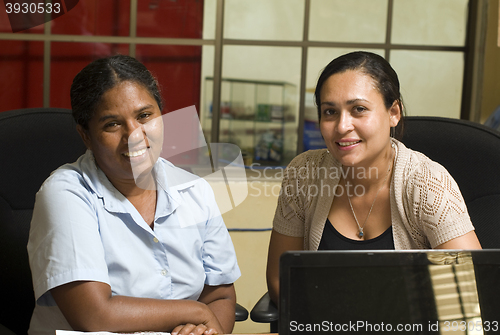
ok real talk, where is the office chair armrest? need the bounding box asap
[235,303,249,322]
[250,292,278,323]
[0,323,16,335]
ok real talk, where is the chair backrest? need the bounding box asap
[400,116,500,249]
[0,108,87,335]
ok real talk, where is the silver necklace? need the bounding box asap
[345,148,394,238]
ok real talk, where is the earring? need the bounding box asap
[390,127,395,138]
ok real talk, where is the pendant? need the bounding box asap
[358,230,364,238]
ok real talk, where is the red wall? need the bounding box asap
[0,0,203,114]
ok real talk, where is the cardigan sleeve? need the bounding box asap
[272,153,309,237]
[403,153,475,248]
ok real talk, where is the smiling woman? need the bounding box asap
[265,51,482,305]
[77,81,164,193]
[27,55,240,335]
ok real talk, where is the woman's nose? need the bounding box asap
[125,121,146,146]
[336,111,354,134]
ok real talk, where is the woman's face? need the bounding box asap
[319,69,400,168]
[78,81,163,186]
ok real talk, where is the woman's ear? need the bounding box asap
[76,125,92,150]
[389,100,401,128]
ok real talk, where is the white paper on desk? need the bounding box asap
[56,330,170,335]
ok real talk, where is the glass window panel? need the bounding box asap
[391,0,468,46]
[202,0,216,40]
[51,1,130,36]
[136,45,203,114]
[0,40,44,112]
[390,50,464,118]
[309,0,388,43]
[224,0,304,41]
[136,0,203,38]
[222,46,301,93]
[219,46,301,165]
[50,42,128,109]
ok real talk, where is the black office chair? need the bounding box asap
[400,116,500,248]
[0,108,248,335]
[0,108,87,335]
[250,116,500,331]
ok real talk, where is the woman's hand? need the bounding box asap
[171,322,221,335]
[197,284,236,334]
[171,284,235,335]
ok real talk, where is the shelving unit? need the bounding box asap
[202,77,297,166]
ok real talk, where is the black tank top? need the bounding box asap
[318,218,395,250]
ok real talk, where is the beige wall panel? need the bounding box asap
[222,179,281,333]
[480,0,500,122]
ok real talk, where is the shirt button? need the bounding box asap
[160,270,167,276]
[153,237,159,243]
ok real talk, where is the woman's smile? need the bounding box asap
[336,139,362,150]
[123,147,148,158]
[123,146,151,166]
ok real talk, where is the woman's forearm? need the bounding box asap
[51,281,223,333]
[266,230,304,306]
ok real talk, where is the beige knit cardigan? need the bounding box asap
[273,139,475,250]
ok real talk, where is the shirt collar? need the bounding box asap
[79,151,192,218]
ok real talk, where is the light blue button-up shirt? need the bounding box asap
[27,151,240,335]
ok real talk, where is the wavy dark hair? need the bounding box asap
[70,54,163,129]
[314,51,405,138]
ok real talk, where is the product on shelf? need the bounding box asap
[221,101,232,119]
[271,105,284,122]
[256,104,271,121]
[255,131,282,163]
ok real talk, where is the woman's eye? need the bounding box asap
[139,113,151,120]
[323,109,337,116]
[104,121,118,128]
[353,106,367,113]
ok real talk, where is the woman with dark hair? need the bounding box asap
[266,51,481,304]
[28,55,240,335]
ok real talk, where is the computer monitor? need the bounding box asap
[279,250,500,335]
